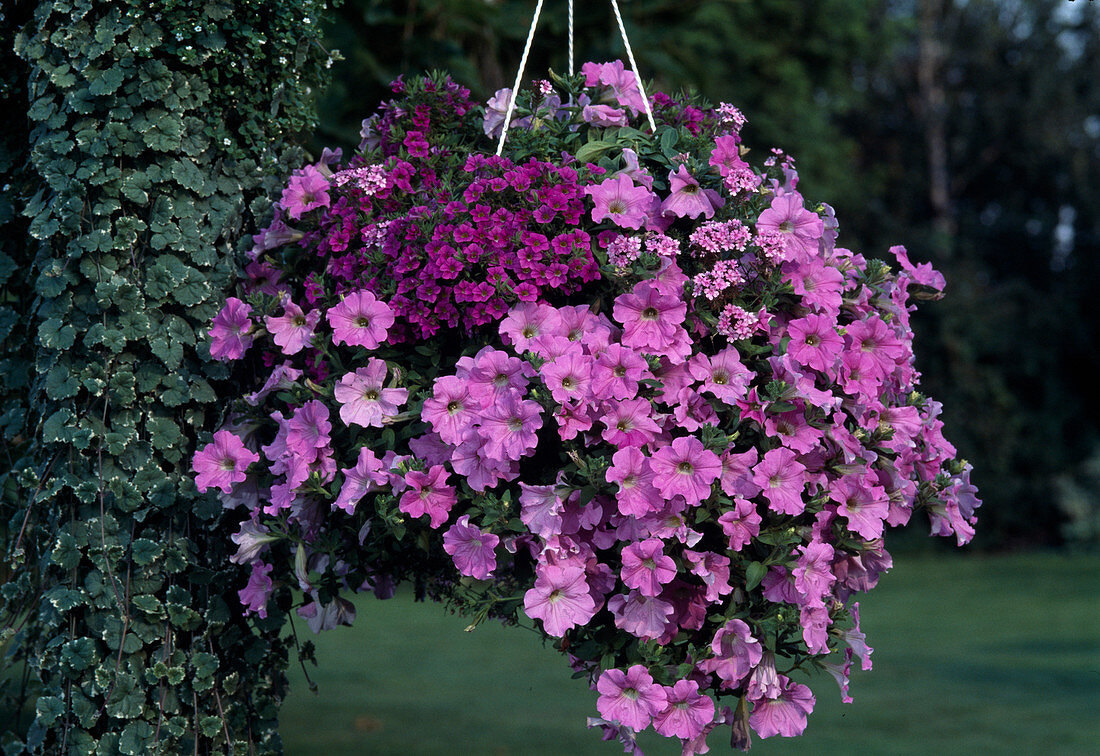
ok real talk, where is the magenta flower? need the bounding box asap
[755,192,824,263]
[585,174,658,230]
[286,400,332,461]
[786,314,843,372]
[752,447,808,516]
[333,447,388,514]
[688,348,752,403]
[398,465,456,528]
[683,549,733,602]
[829,474,889,540]
[443,515,500,579]
[592,344,650,400]
[466,348,533,404]
[793,540,836,605]
[652,679,715,741]
[209,297,254,361]
[612,281,687,354]
[500,303,563,352]
[519,483,564,539]
[748,676,815,739]
[697,619,763,686]
[541,347,592,405]
[280,164,330,219]
[660,165,724,220]
[649,436,722,507]
[596,665,668,732]
[717,497,762,551]
[422,375,475,445]
[327,290,394,350]
[476,392,543,462]
[606,447,660,517]
[620,538,677,597]
[608,591,674,640]
[709,134,748,177]
[333,359,408,428]
[265,299,320,355]
[523,562,597,637]
[600,398,661,448]
[239,562,274,618]
[193,430,259,493]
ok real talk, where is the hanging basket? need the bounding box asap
[194,61,979,753]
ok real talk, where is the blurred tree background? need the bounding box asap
[313,0,1100,549]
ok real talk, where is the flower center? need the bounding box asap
[805,334,820,346]
[219,458,236,471]
[641,307,660,321]
[446,400,461,414]
[713,370,729,385]
[623,687,639,701]
[561,376,574,389]
[355,316,371,328]
[508,417,523,431]
[522,326,537,338]
[608,200,627,214]
[548,589,563,604]
[613,366,626,377]
[364,389,379,401]
[642,557,657,571]
[779,221,794,233]
[493,373,509,387]
[677,461,693,475]
[616,419,631,432]
[769,475,782,488]
[292,315,307,327]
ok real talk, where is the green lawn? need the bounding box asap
[280,552,1100,755]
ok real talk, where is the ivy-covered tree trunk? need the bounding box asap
[4,1,331,752]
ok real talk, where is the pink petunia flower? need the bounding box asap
[239,562,274,618]
[585,174,659,230]
[608,590,674,639]
[443,515,500,579]
[398,465,456,528]
[591,344,651,400]
[265,299,320,355]
[612,280,687,354]
[752,447,808,515]
[596,665,668,732]
[606,447,661,518]
[748,676,815,739]
[649,436,722,507]
[697,619,763,686]
[209,297,254,361]
[280,164,330,219]
[709,134,749,177]
[519,483,565,539]
[477,392,543,462]
[499,303,563,352]
[620,538,677,597]
[333,358,408,428]
[333,447,388,513]
[786,314,843,372]
[660,165,724,220]
[600,398,661,448]
[541,346,593,405]
[793,540,836,606]
[829,474,890,540]
[327,290,394,350]
[683,549,733,602]
[652,679,716,741]
[466,348,533,404]
[523,562,597,637]
[717,497,762,551]
[421,375,475,445]
[755,192,824,263]
[193,430,259,493]
[688,348,752,404]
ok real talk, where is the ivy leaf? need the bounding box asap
[119,721,154,755]
[38,317,77,350]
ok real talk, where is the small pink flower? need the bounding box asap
[585,174,659,230]
[209,297,254,361]
[596,665,668,732]
[398,465,456,528]
[717,497,762,551]
[519,483,564,539]
[333,359,408,428]
[193,430,259,493]
[540,347,592,405]
[608,590,674,640]
[477,392,543,462]
[787,314,843,372]
[752,447,808,516]
[606,447,660,517]
[600,398,661,448]
[697,619,763,686]
[592,344,651,400]
[756,192,824,263]
[620,538,677,597]
[688,348,752,403]
[333,447,387,513]
[829,474,889,540]
[327,290,394,350]
[652,679,715,740]
[660,165,724,220]
[613,280,687,354]
[265,299,320,355]
[499,303,563,351]
[523,562,597,637]
[748,676,815,738]
[239,562,274,618]
[649,436,722,507]
[280,164,330,219]
[443,515,499,579]
[422,375,475,445]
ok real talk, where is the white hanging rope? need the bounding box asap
[496,0,546,156]
[567,0,575,77]
[609,0,657,133]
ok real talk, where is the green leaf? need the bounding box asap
[119,721,154,755]
[745,561,767,591]
[574,140,615,164]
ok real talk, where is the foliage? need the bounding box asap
[200,68,976,751]
[2,0,332,752]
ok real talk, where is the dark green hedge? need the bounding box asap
[1,1,333,752]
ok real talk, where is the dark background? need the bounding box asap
[311,0,1100,550]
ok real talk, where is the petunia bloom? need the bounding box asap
[660,165,724,220]
[523,562,597,637]
[649,436,722,507]
[443,515,500,579]
[596,665,668,732]
[585,174,659,230]
[752,447,808,515]
[399,465,456,528]
[755,192,824,263]
[652,679,715,741]
[209,297,254,361]
[280,164,331,219]
[333,358,408,428]
[620,538,677,597]
[193,430,260,493]
[748,676,815,739]
[265,299,321,355]
[327,290,395,350]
